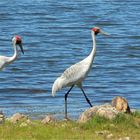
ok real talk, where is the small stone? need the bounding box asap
[61,124,66,128]
[0,112,4,124]
[41,115,56,124]
[106,133,113,139]
[20,122,28,127]
[26,119,32,124]
[0,118,4,123]
[95,130,110,136]
[119,137,130,140]
[0,114,4,118]
[130,109,136,113]
[110,123,115,128]
[112,96,130,113]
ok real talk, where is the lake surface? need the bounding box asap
[0,0,140,119]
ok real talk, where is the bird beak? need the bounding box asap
[19,43,24,54]
[100,30,110,36]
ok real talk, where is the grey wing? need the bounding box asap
[61,61,88,85]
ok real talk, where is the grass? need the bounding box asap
[0,112,140,140]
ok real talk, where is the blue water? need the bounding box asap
[0,0,140,119]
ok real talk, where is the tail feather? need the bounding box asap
[52,77,64,96]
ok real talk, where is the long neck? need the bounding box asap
[88,31,96,63]
[8,43,18,63]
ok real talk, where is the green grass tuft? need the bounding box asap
[0,112,140,140]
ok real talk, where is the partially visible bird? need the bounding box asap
[52,27,109,119]
[0,35,24,70]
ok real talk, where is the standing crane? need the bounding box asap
[52,27,109,119]
[0,35,24,70]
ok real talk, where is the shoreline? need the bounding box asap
[0,96,140,140]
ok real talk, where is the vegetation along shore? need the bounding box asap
[0,96,140,140]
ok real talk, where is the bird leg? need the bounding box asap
[80,87,93,107]
[64,85,74,120]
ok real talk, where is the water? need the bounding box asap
[0,0,140,119]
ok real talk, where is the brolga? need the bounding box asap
[52,27,109,119]
[0,35,24,70]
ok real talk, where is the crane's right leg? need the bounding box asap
[65,85,74,120]
[80,87,93,107]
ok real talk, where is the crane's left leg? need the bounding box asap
[65,85,74,120]
[80,87,93,107]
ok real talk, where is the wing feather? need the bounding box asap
[0,56,9,70]
[61,60,89,85]
[52,57,91,96]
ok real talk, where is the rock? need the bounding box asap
[41,115,56,124]
[119,137,130,140]
[78,96,132,123]
[0,111,4,124]
[9,113,28,123]
[77,106,98,123]
[112,96,130,113]
[78,104,119,123]
[96,106,118,120]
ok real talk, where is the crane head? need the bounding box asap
[92,27,109,36]
[13,35,24,54]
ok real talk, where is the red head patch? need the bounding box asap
[15,35,21,41]
[92,27,100,35]
[15,35,22,44]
